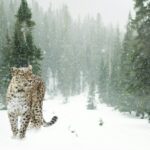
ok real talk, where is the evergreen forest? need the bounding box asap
[0,0,149,120]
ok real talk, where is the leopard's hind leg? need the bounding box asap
[32,101,43,128]
[29,109,36,128]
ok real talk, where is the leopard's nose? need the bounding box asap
[18,89,25,93]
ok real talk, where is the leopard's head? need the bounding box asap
[10,65,33,92]
[11,65,32,77]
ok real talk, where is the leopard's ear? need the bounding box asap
[28,65,33,74]
[28,65,32,70]
[11,67,17,76]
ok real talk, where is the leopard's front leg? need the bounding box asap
[19,110,31,139]
[8,113,18,137]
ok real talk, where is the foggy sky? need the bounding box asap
[33,0,133,30]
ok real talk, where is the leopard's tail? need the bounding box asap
[43,116,58,127]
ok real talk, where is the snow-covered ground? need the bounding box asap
[1,93,150,150]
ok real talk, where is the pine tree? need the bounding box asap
[0,0,7,64]
[87,81,96,110]
[132,0,150,95]
[125,0,150,115]
[57,5,74,98]
[0,0,11,105]
[11,0,42,73]
[121,13,135,89]
[118,13,136,112]
[0,30,14,108]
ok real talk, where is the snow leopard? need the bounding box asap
[6,65,58,138]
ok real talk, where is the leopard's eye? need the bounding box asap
[28,80,32,83]
[24,83,27,86]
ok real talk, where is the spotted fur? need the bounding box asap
[6,65,57,138]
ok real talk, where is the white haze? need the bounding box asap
[34,0,134,30]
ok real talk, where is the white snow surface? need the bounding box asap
[1,93,150,150]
